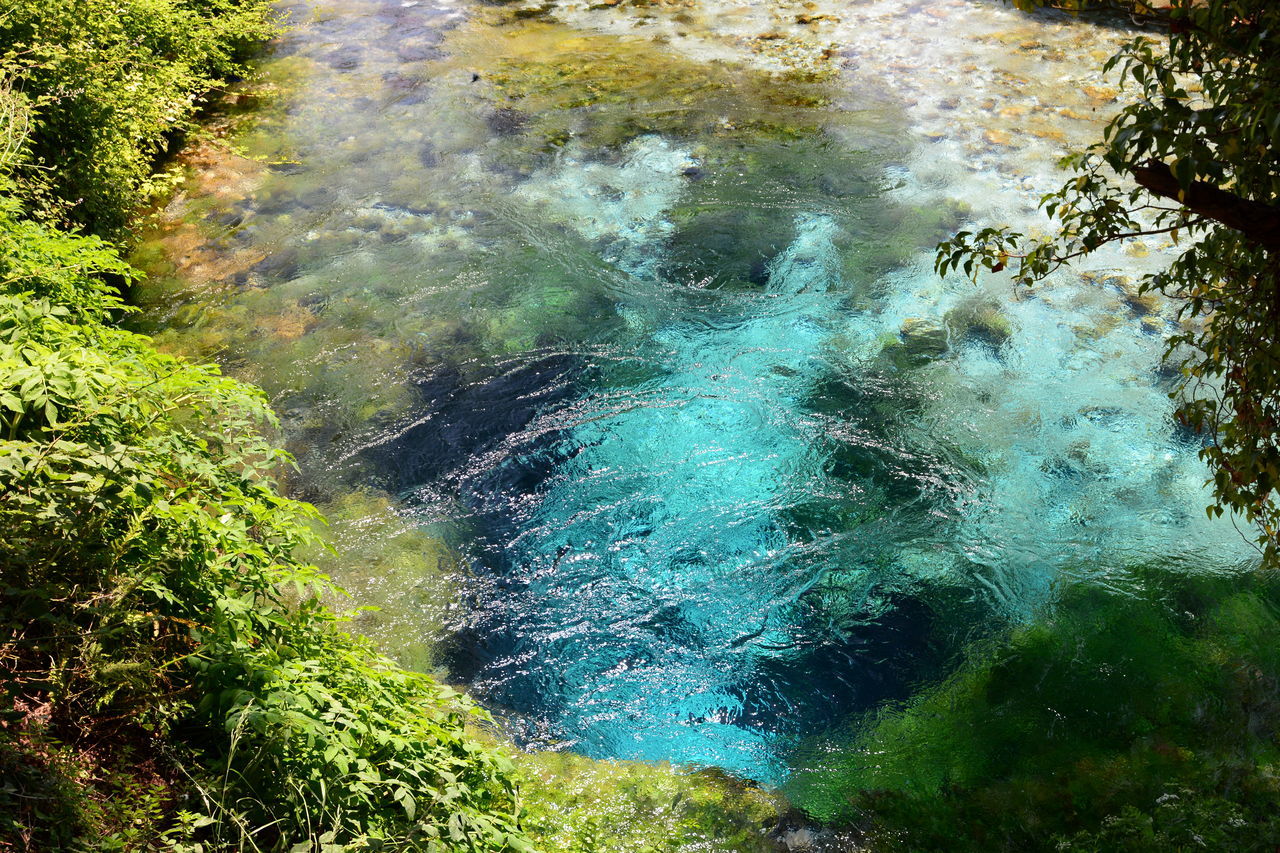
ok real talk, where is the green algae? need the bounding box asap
[785,566,1280,851]
[944,295,1014,350]
[517,751,782,853]
[451,19,843,155]
[301,489,461,676]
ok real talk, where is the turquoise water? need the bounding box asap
[458,214,896,779]
[138,0,1259,786]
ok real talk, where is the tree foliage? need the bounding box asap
[938,0,1280,561]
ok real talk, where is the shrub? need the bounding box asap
[0,193,531,850]
[0,0,279,236]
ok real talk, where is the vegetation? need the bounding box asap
[940,0,1280,559]
[786,567,1280,851]
[519,755,779,853]
[0,2,782,850]
[0,162,530,853]
[800,0,1280,846]
[0,1,533,849]
[0,0,279,237]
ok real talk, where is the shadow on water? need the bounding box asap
[360,353,586,496]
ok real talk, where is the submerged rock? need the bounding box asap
[944,297,1012,349]
[249,247,301,282]
[879,317,949,371]
[320,44,363,71]
[487,106,531,136]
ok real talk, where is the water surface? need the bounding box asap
[136,0,1258,784]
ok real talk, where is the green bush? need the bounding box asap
[0,191,532,850]
[0,0,278,236]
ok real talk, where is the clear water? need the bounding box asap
[136,0,1259,785]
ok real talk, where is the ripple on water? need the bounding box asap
[133,0,1260,786]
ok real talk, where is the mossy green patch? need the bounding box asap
[519,751,782,853]
[944,296,1013,349]
[785,567,1280,851]
[449,19,840,154]
[303,489,462,676]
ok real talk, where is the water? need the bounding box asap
[136,0,1258,786]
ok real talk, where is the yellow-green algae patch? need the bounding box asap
[518,751,782,852]
[443,16,844,153]
[301,489,460,677]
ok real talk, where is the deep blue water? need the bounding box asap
[372,215,966,780]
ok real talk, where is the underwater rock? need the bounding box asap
[1141,315,1168,335]
[396,43,444,62]
[983,128,1012,147]
[320,44,363,71]
[511,2,556,19]
[1110,274,1162,316]
[250,247,300,282]
[383,72,426,103]
[264,302,319,341]
[767,811,866,852]
[1082,84,1118,102]
[874,317,950,372]
[487,107,531,136]
[210,208,249,230]
[268,160,307,176]
[944,297,1012,349]
[296,186,337,211]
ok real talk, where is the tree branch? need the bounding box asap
[1131,158,1280,251]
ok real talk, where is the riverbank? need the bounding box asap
[6,0,1277,849]
[0,3,521,849]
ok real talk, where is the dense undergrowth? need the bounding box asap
[0,0,278,238]
[0,2,532,849]
[0,210,527,850]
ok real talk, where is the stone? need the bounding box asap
[486,107,530,136]
[1082,85,1118,102]
[887,317,949,369]
[944,298,1012,349]
[984,129,1012,147]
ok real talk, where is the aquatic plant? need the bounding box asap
[519,753,780,853]
[786,566,1280,850]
